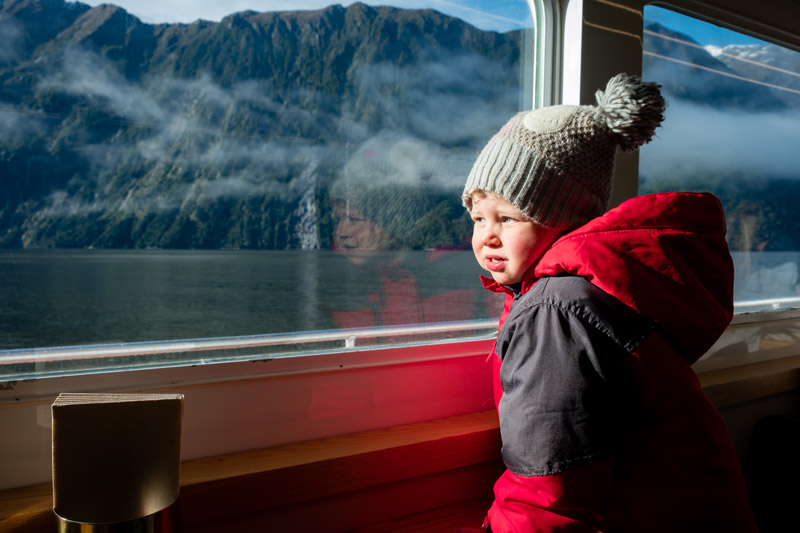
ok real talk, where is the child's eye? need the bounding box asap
[502,216,515,223]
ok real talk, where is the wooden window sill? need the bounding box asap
[1,410,502,532]
[698,354,800,408]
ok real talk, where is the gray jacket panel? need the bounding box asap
[496,275,654,476]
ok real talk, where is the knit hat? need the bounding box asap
[462,73,666,229]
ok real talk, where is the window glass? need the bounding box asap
[641,5,800,314]
[0,1,532,377]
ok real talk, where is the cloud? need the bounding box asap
[0,104,47,145]
[38,47,163,123]
[640,98,800,181]
[22,34,518,220]
[337,130,473,194]
[351,51,518,148]
[39,189,106,217]
[404,55,519,146]
[34,46,329,200]
[0,16,24,65]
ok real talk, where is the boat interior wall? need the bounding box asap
[3,357,800,532]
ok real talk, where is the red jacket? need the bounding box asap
[482,192,757,532]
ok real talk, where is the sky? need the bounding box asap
[644,5,769,47]
[80,0,531,33]
[78,0,771,45]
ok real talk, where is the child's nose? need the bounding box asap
[479,223,501,246]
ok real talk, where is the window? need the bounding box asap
[3,0,800,494]
[0,0,537,379]
[640,5,800,315]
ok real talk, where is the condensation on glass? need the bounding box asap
[0,1,534,378]
[640,5,800,316]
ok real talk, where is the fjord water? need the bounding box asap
[2,249,799,351]
[0,248,491,350]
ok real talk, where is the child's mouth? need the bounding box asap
[485,256,506,272]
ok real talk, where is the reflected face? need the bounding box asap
[333,203,391,255]
[469,193,562,285]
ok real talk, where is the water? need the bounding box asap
[2,249,799,352]
[731,251,800,311]
[0,248,496,350]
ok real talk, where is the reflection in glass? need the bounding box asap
[0,1,525,353]
[640,6,800,313]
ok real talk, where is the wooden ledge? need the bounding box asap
[179,409,502,530]
[0,484,53,533]
[0,410,502,532]
[181,409,500,487]
[698,354,800,408]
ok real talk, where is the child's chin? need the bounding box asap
[489,273,519,285]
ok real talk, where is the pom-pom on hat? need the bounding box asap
[462,73,666,229]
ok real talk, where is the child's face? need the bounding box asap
[469,193,562,285]
[333,202,391,252]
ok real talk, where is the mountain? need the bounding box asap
[705,43,800,108]
[0,2,797,250]
[0,0,522,249]
[643,22,791,110]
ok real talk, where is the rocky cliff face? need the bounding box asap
[0,0,521,249]
[1,2,798,249]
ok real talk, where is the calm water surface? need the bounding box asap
[1,248,492,350]
[2,249,799,351]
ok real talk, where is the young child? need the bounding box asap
[463,74,758,532]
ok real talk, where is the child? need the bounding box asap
[463,74,757,532]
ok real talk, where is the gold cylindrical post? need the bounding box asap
[55,499,179,533]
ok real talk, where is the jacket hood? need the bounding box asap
[534,192,734,364]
